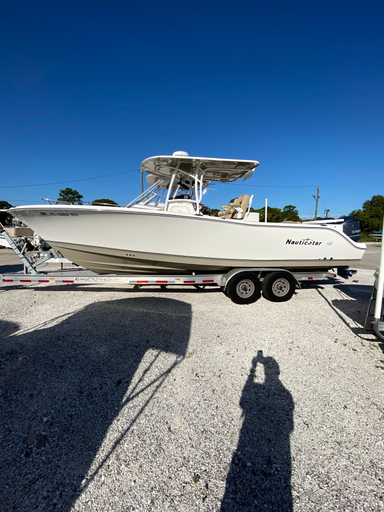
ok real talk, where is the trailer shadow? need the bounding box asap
[221,352,294,511]
[0,296,191,511]
[0,263,23,274]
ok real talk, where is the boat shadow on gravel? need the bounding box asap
[221,352,294,512]
[0,297,191,512]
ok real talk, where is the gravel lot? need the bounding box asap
[1,248,383,511]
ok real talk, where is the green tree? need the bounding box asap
[251,204,301,223]
[92,198,118,206]
[252,206,282,222]
[350,195,384,233]
[200,205,220,216]
[281,205,301,222]
[0,201,13,209]
[58,188,83,204]
[0,201,13,226]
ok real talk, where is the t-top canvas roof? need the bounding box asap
[141,154,259,183]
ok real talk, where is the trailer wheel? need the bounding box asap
[262,272,296,302]
[226,273,261,304]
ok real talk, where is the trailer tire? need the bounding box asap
[226,273,261,304]
[262,272,296,302]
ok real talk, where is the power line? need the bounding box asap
[0,169,140,189]
[2,172,317,190]
[235,184,316,188]
[320,196,328,210]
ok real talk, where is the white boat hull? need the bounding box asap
[10,205,366,274]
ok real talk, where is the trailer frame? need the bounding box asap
[0,266,339,304]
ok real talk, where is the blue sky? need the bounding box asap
[0,0,383,218]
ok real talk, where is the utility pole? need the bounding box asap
[313,185,320,219]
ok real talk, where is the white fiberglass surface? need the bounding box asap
[11,206,365,266]
[141,155,259,182]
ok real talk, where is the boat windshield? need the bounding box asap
[126,179,169,209]
[127,170,210,213]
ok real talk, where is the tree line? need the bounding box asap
[350,195,384,233]
[56,188,118,206]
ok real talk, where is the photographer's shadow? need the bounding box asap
[221,353,294,511]
[0,296,191,511]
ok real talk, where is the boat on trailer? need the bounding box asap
[9,151,366,276]
[5,151,366,304]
